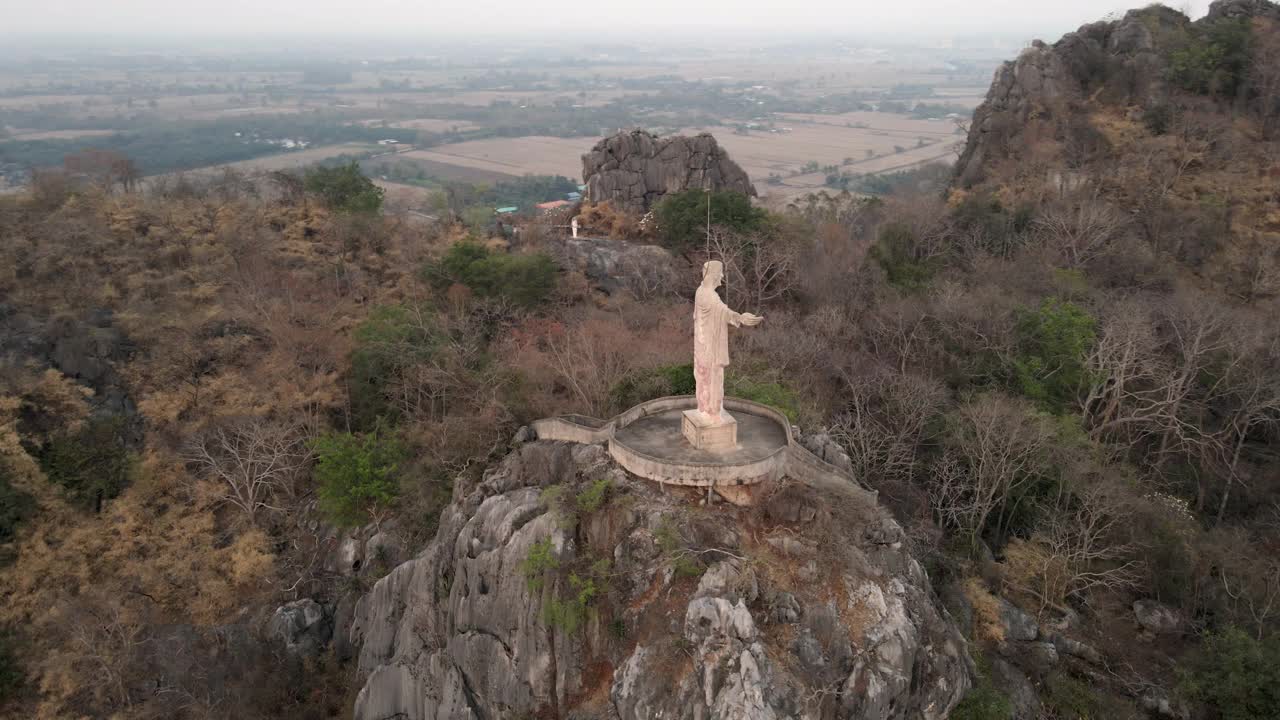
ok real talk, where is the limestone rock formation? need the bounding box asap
[954,0,1278,187]
[582,130,756,213]
[267,598,333,656]
[347,441,970,719]
[550,235,677,297]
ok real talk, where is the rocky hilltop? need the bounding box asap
[347,440,969,719]
[956,0,1280,187]
[582,130,756,213]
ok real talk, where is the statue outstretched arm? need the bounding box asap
[708,290,763,327]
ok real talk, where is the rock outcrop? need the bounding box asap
[550,235,678,297]
[347,440,970,719]
[582,130,756,213]
[954,0,1279,187]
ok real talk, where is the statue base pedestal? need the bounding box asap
[681,410,737,451]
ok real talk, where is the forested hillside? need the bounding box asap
[0,1,1279,718]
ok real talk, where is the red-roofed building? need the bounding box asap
[535,200,571,211]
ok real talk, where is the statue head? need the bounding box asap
[701,260,724,288]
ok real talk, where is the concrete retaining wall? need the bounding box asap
[530,417,613,444]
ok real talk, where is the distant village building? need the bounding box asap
[535,200,571,212]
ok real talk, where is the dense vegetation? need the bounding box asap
[304,161,385,214]
[653,188,770,250]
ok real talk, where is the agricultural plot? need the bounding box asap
[680,113,960,192]
[374,179,440,212]
[2,128,118,140]
[371,118,479,133]
[402,135,594,182]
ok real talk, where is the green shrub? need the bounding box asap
[951,653,1012,720]
[1010,298,1097,414]
[37,416,136,512]
[575,478,612,514]
[522,537,560,590]
[544,565,605,634]
[0,463,35,548]
[348,304,442,429]
[609,363,695,408]
[312,428,405,528]
[656,520,703,578]
[654,189,768,251]
[522,539,608,634]
[303,161,384,213]
[726,372,800,423]
[424,241,557,307]
[1044,672,1140,719]
[871,222,935,290]
[1168,18,1253,97]
[1181,627,1280,720]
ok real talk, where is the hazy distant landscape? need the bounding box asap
[0,35,1008,201]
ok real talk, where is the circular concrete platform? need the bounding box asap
[613,409,787,465]
[605,397,792,488]
[531,396,872,506]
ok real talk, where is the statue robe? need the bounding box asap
[693,284,742,421]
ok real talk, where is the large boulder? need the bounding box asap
[347,440,971,719]
[582,130,755,213]
[550,235,677,297]
[267,598,333,656]
[1133,599,1186,635]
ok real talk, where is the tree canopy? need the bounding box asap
[653,189,768,251]
[304,161,384,214]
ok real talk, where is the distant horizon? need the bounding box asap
[0,0,1214,47]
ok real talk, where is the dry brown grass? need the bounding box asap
[963,577,1006,644]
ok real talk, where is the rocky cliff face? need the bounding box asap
[954,0,1280,187]
[582,130,756,213]
[347,440,969,719]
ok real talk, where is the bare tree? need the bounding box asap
[1033,188,1127,267]
[832,369,947,487]
[541,318,639,417]
[1086,292,1233,485]
[1216,537,1280,640]
[707,225,800,308]
[186,418,313,523]
[64,598,149,711]
[1083,297,1164,434]
[931,394,1054,548]
[1006,484,1141,614]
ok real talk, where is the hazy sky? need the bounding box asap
[1,0,1215,38]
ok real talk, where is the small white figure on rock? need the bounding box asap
[570,215,580,239]
[684,260,762,450]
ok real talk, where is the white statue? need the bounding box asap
[570,216,579,239]
[684,260,762,450]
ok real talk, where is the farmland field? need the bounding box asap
[402,136,594,182]
[369,118,479,133]
[3,128,118,140]
[677,114,962,198]
[374,179,440,211]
